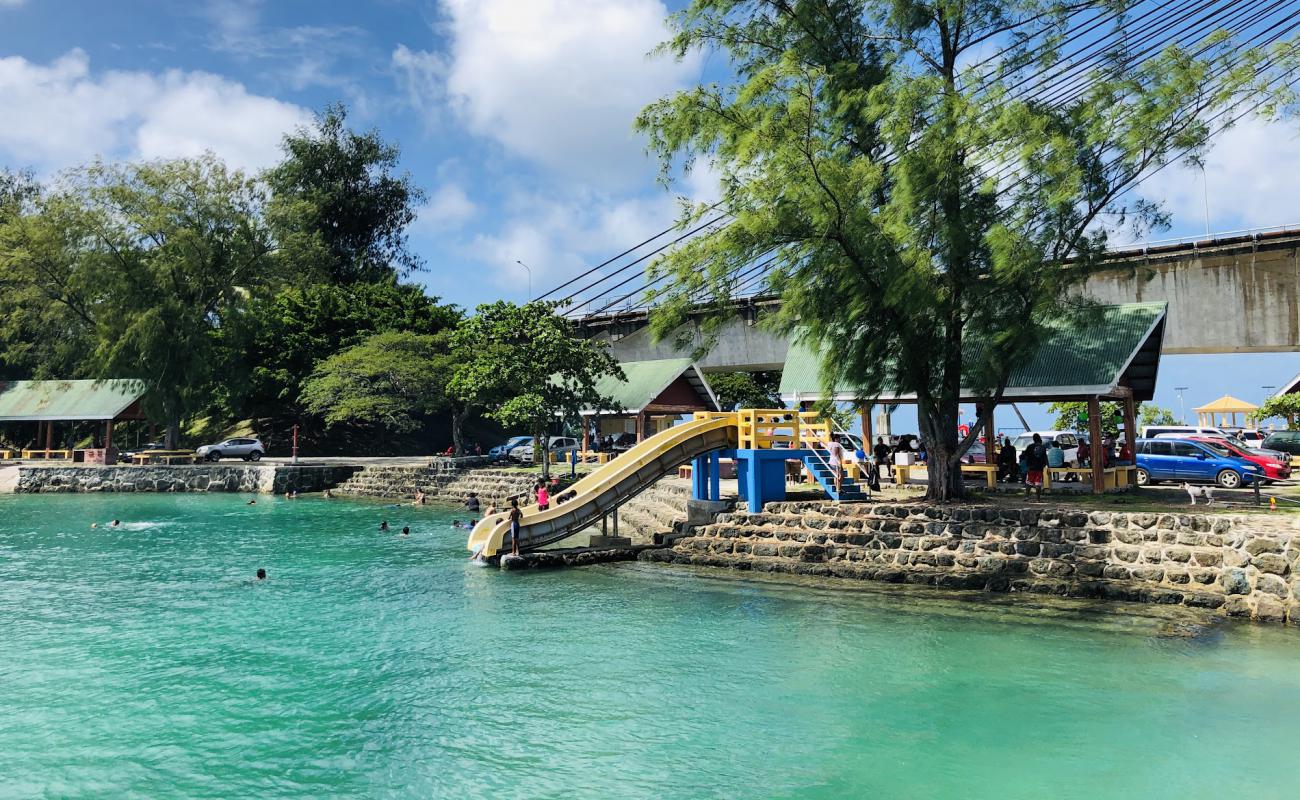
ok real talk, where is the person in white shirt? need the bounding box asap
[824,438,845,493]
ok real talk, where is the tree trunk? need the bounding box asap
[536,424,551,481]
[164,398,181,451]
[450,406,466,456]
[920,398,965,501]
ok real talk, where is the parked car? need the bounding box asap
[195,437,265,462]
[1262,430,1300,459]
[1134,438,1261,488]
[117,441,166,463]
[1185,436,1291,481]
[507,436,579,463]
[1224,428,1266,445]
[1010,431,1080,463]
[489,436,531,461]
[1141,424,1230,440]
[959,441,988,465]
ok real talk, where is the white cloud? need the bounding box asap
[0,49,310,174]
[1135,116,1300,237]
[420,183,478,230]
[391,44,448,125]
[413,0,699,189]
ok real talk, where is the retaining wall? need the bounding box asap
[642,501,1300,624]
[10,464,360,494]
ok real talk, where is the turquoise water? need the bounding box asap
[2,494,1299,799]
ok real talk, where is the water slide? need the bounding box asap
[467,414,738,558]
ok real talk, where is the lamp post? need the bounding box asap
[515,260,533,301]
[1175,386,1189,424]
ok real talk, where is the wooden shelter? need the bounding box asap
[580,358,720,448]
[0,379,147,461]
[778,302,1168,494]
[1194,395,1258,428]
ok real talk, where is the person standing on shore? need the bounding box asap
[824,438,845,494]
[1023,434,1047,500]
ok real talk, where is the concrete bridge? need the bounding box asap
[576,228,1300,368]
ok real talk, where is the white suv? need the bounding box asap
[507,436,579,463]
[196,438,265,462]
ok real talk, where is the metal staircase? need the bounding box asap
[802,449,869,502]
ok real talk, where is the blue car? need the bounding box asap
[1135,437,1262,488]
[488,436,531,461]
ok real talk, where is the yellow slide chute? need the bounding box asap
[467,413,738,558]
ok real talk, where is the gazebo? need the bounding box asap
[1194,395,1258,428]
[779,302,1168,494]
[0,379,148,462]
[580,358,719,450]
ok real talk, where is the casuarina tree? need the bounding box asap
[637,1,1298,499]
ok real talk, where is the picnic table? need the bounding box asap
[130,450,198,465]
[22,448,73,460]
[1044,465,1135,490]
[960,463,999,488]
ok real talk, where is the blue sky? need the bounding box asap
[1,0,1297,432]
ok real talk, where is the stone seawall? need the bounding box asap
[10,464,360,494]
[642,501,1300,624]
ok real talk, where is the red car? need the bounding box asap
[1188,436,1291,481]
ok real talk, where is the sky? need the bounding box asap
[1,0,1298,433]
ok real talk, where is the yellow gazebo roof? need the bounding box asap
[1193,394,1259,413]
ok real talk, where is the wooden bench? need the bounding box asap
[1044,465,1135,490]
[22,449,73,460]
[130,451,198,465]
[960,463,999,488]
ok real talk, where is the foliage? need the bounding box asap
[229,280,461,422]
[1257,394,1300,427]
[1047,402,1178,435]
[708,370,782,410]
[264,103,424,284]
[0,155,276,447]
[451,301,623,477]
[636,1,1297,499]
[301,331,455,434]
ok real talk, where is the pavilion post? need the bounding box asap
[635,412,646,443]
[1122,395,1137,487]
[45,420,53,455]
[1088,397,1104,494]
[105,420,114,450]
[861,406,872,452]
[986,404,996,464]
[581,420,590,455]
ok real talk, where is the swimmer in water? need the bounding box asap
[91,522,99,529]
[379,520,390,532]
[256,568,267,581]
[451,520,463,529]
[401,526,410,537]
[247,499,257,505]
[110,519,121,528]
[322,489,333,498]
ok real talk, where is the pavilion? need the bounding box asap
[580,358,719,450]
[1194,395,1258,428]
[778,302,1168,493]
[0,379,148,462]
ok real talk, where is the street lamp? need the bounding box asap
[515,260,533,301]
[1174,386,1189,424]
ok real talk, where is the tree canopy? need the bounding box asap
[1047,401,1177,435]
[0,155,276,447]
[451,301,624,477]
[1257,393,1300,428]
[265,103,424,284]
[637,0,1298,498]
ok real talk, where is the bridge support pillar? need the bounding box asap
[691,451,725,501]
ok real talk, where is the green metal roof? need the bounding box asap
[780,302,1166,402]
[584,358,719,414]
[0,380,147,422]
